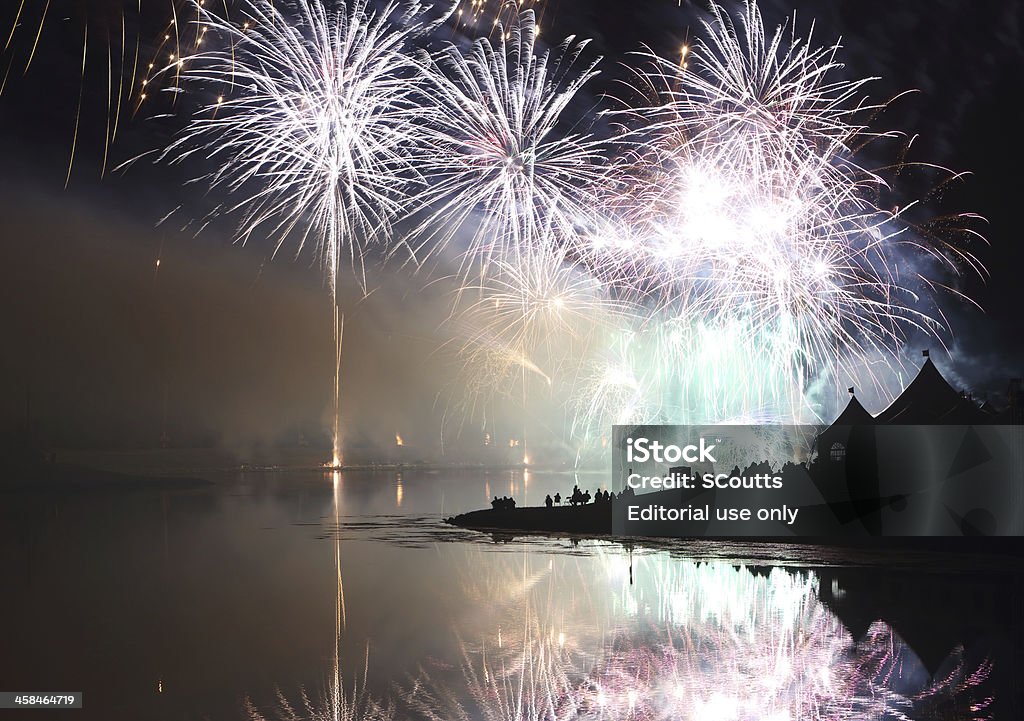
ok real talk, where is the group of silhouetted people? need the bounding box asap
[492,486,631,512]
[539,486,617,508]
[491,496,517,510]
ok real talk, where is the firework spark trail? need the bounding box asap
[417,0,985,443]
[460,247,609,364]
[0,0,208,182]
[445,0,550,40]
[8,0,985,447]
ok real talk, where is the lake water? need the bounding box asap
[2,452,1022,720]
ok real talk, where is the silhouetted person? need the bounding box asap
[545,494,553,508]
[554,492,561,505]
[491,496,500,510]
[583,490,591,504]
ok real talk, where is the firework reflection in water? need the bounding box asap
[406,552,600,721]
[244,672,394,721]
[405,548,991,721]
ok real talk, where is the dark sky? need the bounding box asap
[1,0,1021,454]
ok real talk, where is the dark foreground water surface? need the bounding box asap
[2,451,1022,720]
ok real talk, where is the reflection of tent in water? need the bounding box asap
[817,563,1008,684]
[810,353,1023,536]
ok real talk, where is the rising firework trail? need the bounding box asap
[333,313,345,468]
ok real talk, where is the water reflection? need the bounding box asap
[333,471,347,714]
[403,552,991,721]
[244,665,393,721]
[2,463,1008,720]
[247,471,389,721]
[254,510,993,721]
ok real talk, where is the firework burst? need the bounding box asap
[412,10,606,276]
[563,0,985,432]
[162,0,430,280]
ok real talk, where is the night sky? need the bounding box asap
[1,0,1021,453]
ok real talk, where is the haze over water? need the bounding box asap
[1,450,1020,720]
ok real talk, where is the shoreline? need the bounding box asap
[0,461,211,492]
